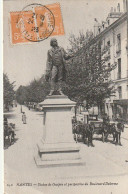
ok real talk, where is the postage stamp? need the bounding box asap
[10,3,65,44]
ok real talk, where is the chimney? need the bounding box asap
[123,0,127,12]
[117,3,120,12]
[114,7,116,12]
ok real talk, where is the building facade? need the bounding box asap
[93,2,128,122]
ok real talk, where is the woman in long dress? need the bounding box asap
[22,112,27,124]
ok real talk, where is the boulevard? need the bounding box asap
[4,105,128,193]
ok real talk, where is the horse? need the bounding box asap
[4,123,16,145]
[82,124,95,146]
[102,123,117,143]
[73,121,84,143]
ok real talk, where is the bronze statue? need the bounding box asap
[45,38,73,95]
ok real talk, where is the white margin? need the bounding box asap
[0,0,3,193]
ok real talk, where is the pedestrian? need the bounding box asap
[21,105,23,113]
[22,112,27,124]
[86,123,95,147]
[115,121,124,146]
[73,120,80,143]
[28,105,30,110]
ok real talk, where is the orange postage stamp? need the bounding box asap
[10,3,65,44]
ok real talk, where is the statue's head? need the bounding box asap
[50,38,58,47]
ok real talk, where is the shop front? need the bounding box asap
[113,99,128,123]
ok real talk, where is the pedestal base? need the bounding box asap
[34,95,85,167]
[34,156,84,167]
[34,141,85,167]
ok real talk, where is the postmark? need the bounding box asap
[10,3,65,44]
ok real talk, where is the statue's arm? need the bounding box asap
[62,48,73,60]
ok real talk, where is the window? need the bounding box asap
[107,41,110,54]
[116,34,121,53]
[117,58,121,79]
[118,86,122,99]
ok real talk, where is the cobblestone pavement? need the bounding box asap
[4,105,128,194]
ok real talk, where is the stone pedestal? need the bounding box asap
[34,95,84,167]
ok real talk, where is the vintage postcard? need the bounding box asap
[3,0,128,193]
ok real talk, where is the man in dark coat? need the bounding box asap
[86,123,95,147]
[115,121,124,146]
[45,38,73,95]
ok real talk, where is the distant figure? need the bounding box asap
[21,105,23,113]
[22,112,27,124]
[28,105,30,110]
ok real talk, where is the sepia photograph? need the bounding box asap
[3,0,128,193]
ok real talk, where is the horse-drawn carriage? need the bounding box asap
[72,118,124,146]
[4,122,16,145]
[72,121,95,146]
[90,121,116,142]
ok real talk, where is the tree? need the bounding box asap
[26,77,50,103]
[3,73,15,106]
[63,31,116,109]
[16,85,28,105]
[16,75,50,104]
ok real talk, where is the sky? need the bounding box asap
[3,0,123,89]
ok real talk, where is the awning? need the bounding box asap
[113,99,128,105]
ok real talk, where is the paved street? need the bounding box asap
[4,105,128,194]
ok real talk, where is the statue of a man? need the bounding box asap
[45,38,72,95]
